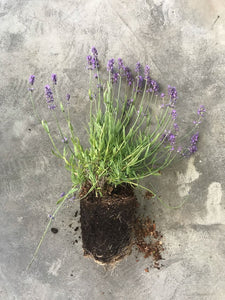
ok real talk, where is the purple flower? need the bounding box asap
[127,98,134,107]
[198,105,206,117]
[45,85,56,110]
[146,88,153,93]
[91,47,98,57]
[188,132,199,155]
[161,130,176,146]
[113,72,119,83]
[135,62,141,73]
[171,110,177,120]
[68,195,76,201]
[191,132,199,145]
[144,65,150,79]
[62,137,68,143]
[138,75,144,89]
[48,214,55,220]
[51,74,57,85]
[107,58,115,72]
[60,192,66,197]
[118,58,124,70]
[189,144,198,154]
[94,73,98,79]
[29,75,35,85]
[66,93,70,101]
[87,55,92,66]
[48,104,56,110]
[168,85,178,100]
[173,123,179,131]
[87,55,97,70]
[45,85,54,103]
[151,80,159,93]
[91,57,99,69]
[124,66,133,86]
[160,93,165,98]
[193,120,201,125]
[168,133,176,145]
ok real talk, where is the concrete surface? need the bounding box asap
[1,0,225,299]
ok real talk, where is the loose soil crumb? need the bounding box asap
[134,216,164,269]
[51,228,58,234]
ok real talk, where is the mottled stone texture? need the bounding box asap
[0,0,225,299]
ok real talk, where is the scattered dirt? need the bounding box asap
[134,216,164,269]
[144,191,155,199]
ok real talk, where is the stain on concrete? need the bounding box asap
[203,182,223,225]
[47,259,62,276]
[176,156,201,197]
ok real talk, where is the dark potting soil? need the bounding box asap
[80,184,137,264]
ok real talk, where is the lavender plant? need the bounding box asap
[27,47,205,267]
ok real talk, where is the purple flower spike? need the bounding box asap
[144,65,150,79]
[160,93,165,98]
[168,133,176,145]
[29,75,35,85]
[113,72,119,83]
[51,74,57,85]
[107,58,115,72]
[151,80,159,93]
[86,55,94,70]
[45,85,54,103]
[94,73,98,79]
[191,132,199,145]
[91,57,99,69]
[188,132,199,155]
[189,144,198,154]
[168,85,178,100]
[48,104,56,110]
[173,123,179,131]
[135,75,143,92]
[171,109,177,120]
[66,93,70,101]
[124,66,133,86]
[60,192,66,197]
[198,105,206,117]
[91,47,98,57]
[45,85,56,110]
[135,62,141,73]
[118,58,124,70]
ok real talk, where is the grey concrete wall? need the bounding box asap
[1,0,225,299]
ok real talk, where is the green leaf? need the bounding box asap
[42,120,49,133]
[60,102,65,112]
[51,149,61,158]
